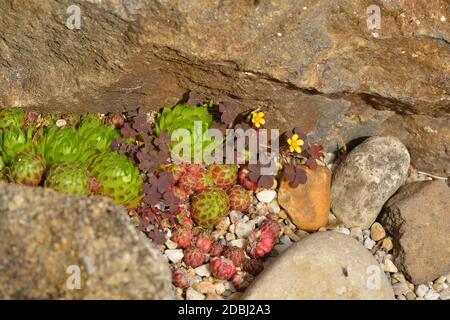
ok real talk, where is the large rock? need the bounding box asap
[278,165,331,232]
[0,183,174,299]
[0,0,448,176]
[331,136,410,229]
[242,231,394,300]
[380,180,450,284]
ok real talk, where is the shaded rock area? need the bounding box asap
[242,232,395,300]
[0,0,449,175]
[380,180,450,284]
[0,183,174,299]
[331,136,410,229]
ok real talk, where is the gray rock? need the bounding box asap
[242,232,394,300]
[331,136,410,228]
[380,180,450,284]
[0,183,174,299]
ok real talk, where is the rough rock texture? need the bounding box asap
[278,165,331,232]
[0,183,174,299]
[331,136,410,229]
[380,180,450,284]
[0,0,448,176]
[242,231,395,300]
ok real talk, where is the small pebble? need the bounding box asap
[415,284,429,298]
[193,281,216,294]
[381,237,393,252]
[393,282,409,296]
[392,273,406,283]
[235,221,254,238]
[55,119,67,127]
[229,211,244,224]
[188,275,202,285]
[406,291,416,300]
[439,288,450,300]
[255,202,269,216]
[228,292,243,300]
[164,249,184,263]
[256,190,276,203]
[267,200,281,214]
[215,217,231,230]
[435,276,446,284]
[225,233,236,242]
[336,227,350,235]
[364,238,376,250]
[194,264,211,277]
[295,229,309,240]
[165,239,178,250]
[229,238,246,248]
[206,293,223,300]
[424,289,440,300]
[350,227,364,242]
[370,222,386,241]
[214,282,226,295]
[249,216,266,227]
[433,282,445,292]
[228,224,236,234]
[186,287,206,300]
[383,259,398,273]
[283,226,300,241]
[374,250,386,263]
[212,229,226,239]
[362,229,370,239]
[278,210,287,219]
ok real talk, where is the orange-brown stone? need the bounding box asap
[278,165,331,232]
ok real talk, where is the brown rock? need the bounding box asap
[380,180,450,284]
[278,165,331,232]
[381,115,450,178]
[0,0,448,178]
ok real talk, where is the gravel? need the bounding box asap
[256,190,276,203]
[164,249,184,263]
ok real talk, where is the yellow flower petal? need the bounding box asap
[298,139,304,146]
[291,134,299,141]
[259,119,266,125]
[289,146,295,152]
[255,122,260,128]
[287,138,292,145]
[295,146,301,154]
[257,112,265,118]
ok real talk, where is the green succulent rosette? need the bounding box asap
[10,152,46,187]
[38,126,83,166]
[156,104,218,161]
[0,126,35,165]
[0,108,25,130]
[78,115,119,154]
[89,152,143,208]
[45,163,90,196]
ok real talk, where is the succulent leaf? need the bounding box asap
[45,163,90,196]
[89,152,143,208]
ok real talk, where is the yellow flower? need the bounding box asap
[251,112,266,128]
[287,134,304,154]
